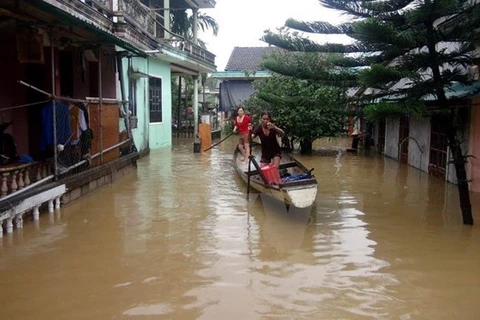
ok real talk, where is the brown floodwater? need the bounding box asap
[1,137,480,320]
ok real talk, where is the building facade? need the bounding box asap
[0,0,217,236]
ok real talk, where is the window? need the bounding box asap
[149,77,162,123]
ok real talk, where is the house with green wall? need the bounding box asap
[114,0,217,152]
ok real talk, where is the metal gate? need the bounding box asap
[429,117,447,178]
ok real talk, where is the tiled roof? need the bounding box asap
[224,47,282,71]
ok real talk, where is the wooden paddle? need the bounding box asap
[247,130,253,200]
[203,132,234,152]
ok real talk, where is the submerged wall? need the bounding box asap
[408,117,430,172]
[61,153,139,204]
[384,117,400,160]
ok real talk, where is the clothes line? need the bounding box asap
[0,100,51,111]
[17,80,128,105]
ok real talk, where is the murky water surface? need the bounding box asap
[2,138,480,319]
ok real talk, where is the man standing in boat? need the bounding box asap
[232,106,251,163]
[249,111,285,170]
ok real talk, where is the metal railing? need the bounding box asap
[76,0,216,66]
[162,37,216,65]
[116,0,156,37]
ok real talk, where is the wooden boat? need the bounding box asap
[233,147,318,208]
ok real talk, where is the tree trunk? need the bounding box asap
[299,139,313,154]
[446,123,474,225]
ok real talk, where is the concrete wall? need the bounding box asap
[373,102,480,189]
[147,59,172,149]
[384,117,400,160]
[62,153,138,205]
[122,56,149,152]
[408,117,430,172]
[148,59,172,149]
[120,55,172,152]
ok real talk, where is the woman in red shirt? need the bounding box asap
[233,106,251,163]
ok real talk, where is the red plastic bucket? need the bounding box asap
[261,164,281,184]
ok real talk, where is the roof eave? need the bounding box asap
[211,70,271,80]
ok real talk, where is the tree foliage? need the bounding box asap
[262,0,480,109]
[261,0,480,224]
[171,10,219,40]
[245,52,349,153]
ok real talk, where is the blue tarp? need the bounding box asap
[40,101,72,151]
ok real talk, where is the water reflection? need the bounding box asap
[1,138,480,319]
[248,196,314,262]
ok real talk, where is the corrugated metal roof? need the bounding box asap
[376,80,480,103]
[435,80,480,100]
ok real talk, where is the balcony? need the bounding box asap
[161,36,216,66]
[38,1,215,68]
[82,0,216,68]
[114,0,156,38]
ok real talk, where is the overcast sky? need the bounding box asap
[199,0,352,71]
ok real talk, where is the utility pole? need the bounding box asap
[192,7,200,152]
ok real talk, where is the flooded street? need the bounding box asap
[2,138,480,319]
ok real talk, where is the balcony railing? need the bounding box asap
[163,37,216,65]
[115,0,156,37]
[0,162,52,199]
[59,1,215,66]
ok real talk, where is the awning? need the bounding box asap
[212,70,271,80]
[374,80,480,104]
[424,80,480,100]
[31,0,146,56]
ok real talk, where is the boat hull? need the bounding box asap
[234,148,318,208]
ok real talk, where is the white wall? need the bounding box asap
[384,117,400,160]
[408,117,431,172]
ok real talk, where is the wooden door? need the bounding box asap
[377,120,386,154]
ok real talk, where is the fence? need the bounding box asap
[52,97,133,178]
[172,115,220,139]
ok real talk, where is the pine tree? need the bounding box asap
[263,0,480,225]
[245,51,351,153]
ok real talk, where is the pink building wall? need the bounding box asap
[468,98,480,192]
[0,32,30,156]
